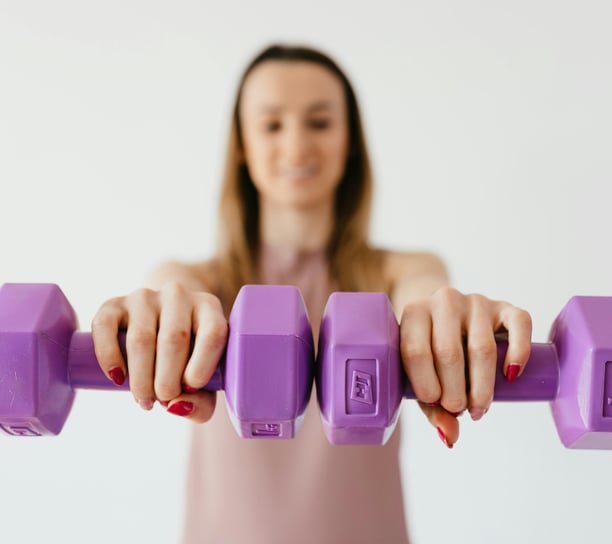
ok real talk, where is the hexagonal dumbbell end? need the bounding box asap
[225,285,314,439]
[549,296,612,449]
[316,292,403,445]
[0,283,78,436]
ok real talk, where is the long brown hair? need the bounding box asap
[216,44,388,309]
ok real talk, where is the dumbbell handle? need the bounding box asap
[68,332,224,391]
[402,341,559,401]
[68,325,559,401]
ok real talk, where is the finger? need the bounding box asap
[91,298,128,386]
[497,304,533,382]
[419,402,460,449]
[155,283,193,402]
[465,295,498,421]
[165,392,217,424]
[431,289,467,414]
[400,303,440,404]
[182,293,228,389]
[125,289,159,410]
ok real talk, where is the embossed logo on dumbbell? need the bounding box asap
[351,370,373,405]
[252,423,281,436]
[0,424,42,436]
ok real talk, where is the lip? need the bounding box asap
[281,166,317,180]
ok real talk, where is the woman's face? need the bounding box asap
[238,60,349,210]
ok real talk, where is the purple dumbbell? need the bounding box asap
[316,292,612,449]
[0,283,314,439]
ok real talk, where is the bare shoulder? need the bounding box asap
[147,257,221,293]
[381,249,450,311]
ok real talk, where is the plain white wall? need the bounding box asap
[1,1,611,542]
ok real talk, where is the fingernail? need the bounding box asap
[159,400,169,407]
[183,385,200,394]
[138,399,155,411]
[469,408,486,421]
[167,401,194,417]
[506,364,521,384]
[450,410,464,418]
[109,367,125,386]
[426,401,440,407]
[437,426,453,449]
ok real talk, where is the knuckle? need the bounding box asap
[96,345,121,368]
[414,385,441,404]
[467,293,489,310]
[91,302,123,329]
[516,308,533,328]
[186,369,213,387]
[201,319,228,351]
[161,280,188,299]
[91,312,113,331]
[433,344,463,367]
[401,341,431,366]
[468,340,497,362]
[441,396,466,413]
[198,292,224,313]
[128,327,157,349]
[500,303,531,324]
[155,380,181,401]
[469,391,492,410]
[185,360,219,387]
[129,287,157,305]
[434,286,461,306]
[159,327,191,348]
[401,301,427,320]
[130,383,154,401]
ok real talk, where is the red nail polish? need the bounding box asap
[507,364,521,383]
[183,385,200,394]
[437,426,453,449]
[426,401,440,407]
[167,401,194,417]
[109,367,125,386]
[159,400,169,407]
[450,410,464,417]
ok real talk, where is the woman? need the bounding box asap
[92,44,532,543]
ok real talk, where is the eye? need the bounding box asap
[262,121,281,133]
[309,118,331,130]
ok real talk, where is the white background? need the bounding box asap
[1,1,611,542]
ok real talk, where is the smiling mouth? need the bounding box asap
[282,167,317,180]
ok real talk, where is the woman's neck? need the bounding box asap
[258,198,334,252]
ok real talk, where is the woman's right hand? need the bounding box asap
[91,282,228,422]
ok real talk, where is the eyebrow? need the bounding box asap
[257,101,339,114]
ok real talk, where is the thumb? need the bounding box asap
[418,402,460,449]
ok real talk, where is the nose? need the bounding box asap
[281,120,312,164]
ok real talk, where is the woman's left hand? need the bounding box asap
[399,287,533,448]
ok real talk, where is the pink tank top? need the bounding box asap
[182,244,410,543]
